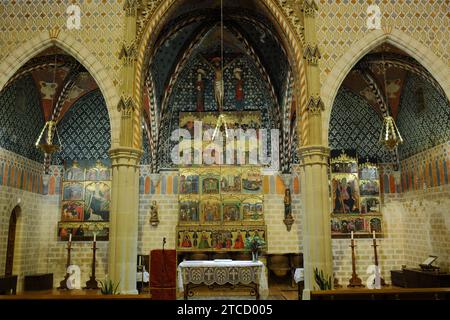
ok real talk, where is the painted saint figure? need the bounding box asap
[233,67,244,110]
[195,68,206,112]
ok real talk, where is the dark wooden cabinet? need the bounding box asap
[0,275,17,295]
[24,273,53,291]
[391,269,450,288]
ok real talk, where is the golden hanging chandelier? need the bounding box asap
[379,116,403,150]
[379,52,404,150]
[35,120,61,154]
[35,55,62,155]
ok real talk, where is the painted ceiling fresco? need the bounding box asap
[144,0,293,171]
[332,44,450,163]
[2,46,99,124]
[342,44,446,120]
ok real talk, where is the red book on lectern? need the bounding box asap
[150,249,176,300]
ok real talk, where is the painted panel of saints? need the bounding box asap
[64,161,85,181]
[201,175,220,194]
[179,197,200,223]
[84,182,111,221]
[242,197,263,221]
[220,168,241,193]
[222,199,241,222]
[61,201,84,221]
[331,174,360,214]
[242,168,262,194]
[63,182,84,201]
[179,173,199,194]
[201,197,221,223]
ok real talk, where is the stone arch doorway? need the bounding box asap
[5,206,20,276]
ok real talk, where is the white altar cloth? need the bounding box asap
[178,260,269,298]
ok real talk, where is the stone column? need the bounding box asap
[299,0,333,299]
[108,147,142,294]
[107,0,142,294]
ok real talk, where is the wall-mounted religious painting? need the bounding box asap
[61,201,84,221]
[64,161,85,181]
[62,182,84,201]
[220,167,241,193]
[84,182,111,221]
[200,195,221,224]
[58,160,111,241]
[179,195,200,224]
[177,165,265,251]
[330,151,383,238]
[242,196,264,222]
[58,221,109,241]
[179,169,199,194]
[242,167,262,194]
[222,196,241,223]
[176,225,267,252]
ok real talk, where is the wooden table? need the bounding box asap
[178,260,268,300]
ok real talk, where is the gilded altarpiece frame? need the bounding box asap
[176,112,266,252]
[330,151,383,238]
[58,160,111,241]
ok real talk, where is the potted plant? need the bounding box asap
[99,275,120,295]
[313,268,332,290]
[244,236,266,262]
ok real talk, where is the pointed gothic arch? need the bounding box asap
[134,0,308,151]
[0,30,121,147]
[321,28,450,145]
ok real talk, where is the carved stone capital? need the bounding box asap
[117,95,136,117]
[303,44,321,65]
[306,95,325,115]
[298,145,330,167]
[109,147,143,168]
[302,0,319,18]
[118,42,137,65]
[123,0,140,16]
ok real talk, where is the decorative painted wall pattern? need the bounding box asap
[396,74,450,160]
[157,51,276,169]
[53,90,111,164]
[329,87,392,162]
[0,147,44,194]
[0,75,44,162]
[399,141,450,193]
[0,1,124,88]
[317,1,449,83]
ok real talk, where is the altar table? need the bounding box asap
[178,260,268,300]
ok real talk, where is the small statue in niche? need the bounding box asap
[283,188,294,231]
[149,200,159,227]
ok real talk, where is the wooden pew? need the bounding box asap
[310,287,450,300]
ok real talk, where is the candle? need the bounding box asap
[93,233,96,242]
[139,256,142,266]
[351,231,354,240]
[69,233,72,242]
[373,230,376,239]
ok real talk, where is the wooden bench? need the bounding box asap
[310,287,450,300]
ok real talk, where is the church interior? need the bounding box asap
[0,0,449,302]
